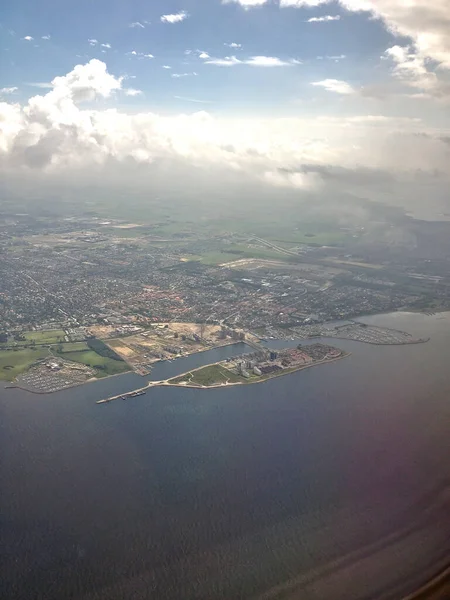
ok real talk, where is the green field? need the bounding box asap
[0,339,129,381]
[185,245,298,266]
[170,365,246,387]
[0,348,49,381]
[185,252,247,266]
[0,329,67,347]
[272,231,351,245]
[24,330,66,344]
[53,348,129,377]
[228,243,296,261]
[54,341,89,352]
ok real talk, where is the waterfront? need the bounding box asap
[1,312,449,599]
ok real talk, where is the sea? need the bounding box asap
[1,312,449,600]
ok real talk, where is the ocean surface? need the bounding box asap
[1,312,449,600]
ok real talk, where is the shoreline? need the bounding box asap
[3,313,433,397]
[105,337,255,369]
[299,335,430,346]
[8,369,133,395]
[96,352,350,403]
[160,351,351,390]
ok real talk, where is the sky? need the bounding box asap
[1,0,450,215]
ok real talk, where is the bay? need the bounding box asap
[0,312,449,600]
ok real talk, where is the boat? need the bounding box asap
[129,390,146,398]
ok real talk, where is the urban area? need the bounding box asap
[1,205,446,388]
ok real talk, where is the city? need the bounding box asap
[1,205,448,386]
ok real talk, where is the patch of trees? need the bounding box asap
[87,338,123,361]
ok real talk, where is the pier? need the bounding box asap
[96,381,165,404]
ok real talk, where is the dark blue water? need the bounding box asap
[1,313,449,600]
[148,341,252,380]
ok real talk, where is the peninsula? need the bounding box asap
[96,342,349,403]
[167,343,350,389]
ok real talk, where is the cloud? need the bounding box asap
[307,15,341,22]
[129,22,145,28]
[281,0,450,84]
[124,88,143,97]
[174,96,212,104]
[222,0,268,7]
[280,0,331,6]
[0,87,18,95]
[127,51,154,59]
[101,43,111,49]
[198,52,210,59]
[162,65,172,69]
[204,56,242,67]
[160,11,188,24]
[171,72,197,78]
[1,60,449,214]
[225,42,242,48]
[311,78,355,94]
[26,82,53,89]
[22,36,34,41]
[40,59,122,104]
[340,0,450,69]
[323,54,346,60]
[247,56,300,66]
[380,44,450,100]
[204,55,301,67]
[88,39,98,46]
[41,35,51,40]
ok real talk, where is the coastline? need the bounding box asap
[301,335,430,346]
[8,369,133,395]
[96,351,351,403]
[3,310,449,600]
[3,316,433,395]
[160,351,350,390]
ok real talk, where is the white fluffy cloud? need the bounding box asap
[222,0,269,6]
[382,45,450,100]
[127,51,154,59]
[280,1,330,6]
[124,88,143,97]
[160,11,188,24]
[307,15,341,22]
[338,0,450,68]
[282,0,450,94]
[0,60,449,210]
[311,79,355,94]
[171,72,197,78]
[0,87,18,95]
[204,55,301,67]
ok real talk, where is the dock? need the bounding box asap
[96,380,166,404]
[97,384,150,404]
